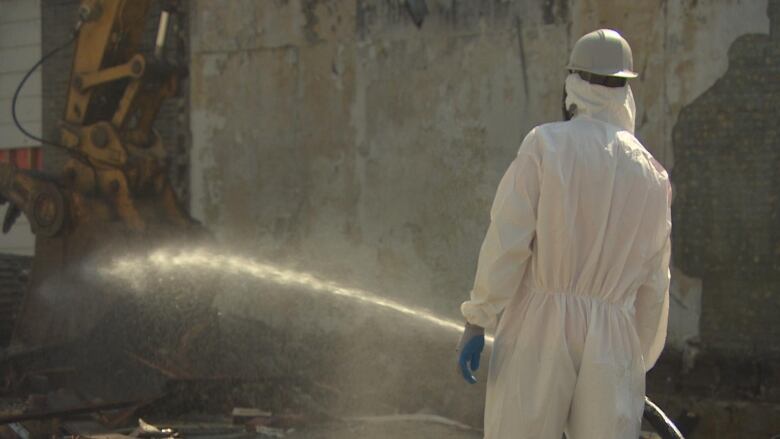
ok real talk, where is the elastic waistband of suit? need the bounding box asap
[527,288,635,312]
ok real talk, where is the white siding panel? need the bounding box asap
[0,96,39,124]
[0,0,40,25]
[0,121,41,148]
[0,0,41,255]
[0,44,41,73]
[0,19,41,49]
[0,216,34,256]
[0,70,40,99]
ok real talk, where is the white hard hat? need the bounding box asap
[566,29,638,78]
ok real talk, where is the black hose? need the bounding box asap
[11,33,93,168]
[12,35,75,152]
[644,397,685,439]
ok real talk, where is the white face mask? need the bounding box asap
[563,73,636,133]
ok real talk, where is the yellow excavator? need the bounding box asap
[0,0,204,349]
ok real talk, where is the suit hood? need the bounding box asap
[564,73,636,133]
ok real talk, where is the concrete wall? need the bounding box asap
[672,2,780,354]
[189,0,774,355]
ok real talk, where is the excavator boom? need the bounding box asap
[0,0,204,349]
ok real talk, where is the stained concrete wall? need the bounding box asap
[189,0,772,355]
[672,1,780,354]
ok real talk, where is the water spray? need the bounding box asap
[100,247,494,344]
[101,249,691,438]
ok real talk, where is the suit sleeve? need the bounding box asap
[461,131,541,329]
[635,180,672,371]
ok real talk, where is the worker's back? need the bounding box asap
[469,74,671,438]
[527,115,669,310]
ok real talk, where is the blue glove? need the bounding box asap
[457,323,485,384]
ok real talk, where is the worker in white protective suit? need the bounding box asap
[456,29,672,439]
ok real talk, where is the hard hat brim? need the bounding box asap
[566,65,638,79]
[609,70,639,79]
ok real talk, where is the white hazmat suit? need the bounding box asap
[462,73,671,439]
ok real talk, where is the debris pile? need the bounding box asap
[0,314,330,438]
[0,306,484,439]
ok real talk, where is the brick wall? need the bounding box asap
[40,0,190,202]
[672,0,780,355]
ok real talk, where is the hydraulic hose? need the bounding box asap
[643,397,685,439]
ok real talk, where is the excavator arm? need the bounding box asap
[0,0,204,348]
[60,0,191,231]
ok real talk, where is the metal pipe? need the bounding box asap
[154,10,171,59]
